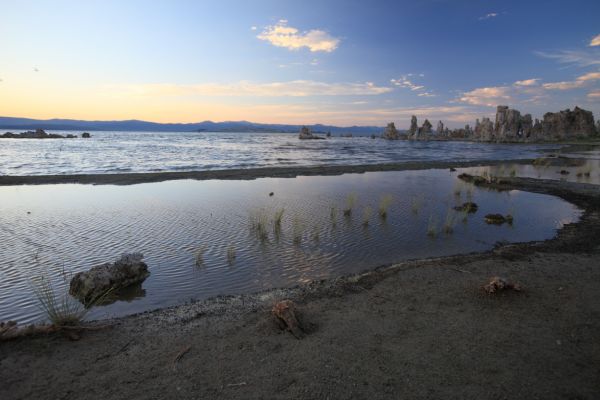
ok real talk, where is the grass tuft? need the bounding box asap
[378,194,393,219]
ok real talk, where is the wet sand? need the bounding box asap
[1,173,599,399]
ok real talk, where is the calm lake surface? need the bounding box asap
[0,131,562,176]
[0,169,581,323]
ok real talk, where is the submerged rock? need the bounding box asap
[69,253,150,303]
[453,202,478,213]
[484,214,513,225]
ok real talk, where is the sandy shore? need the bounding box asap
[1,173,600,399]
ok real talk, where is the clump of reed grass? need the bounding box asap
[31,269,112,327]
[427,215,438,237]
[378,194,393,219]
[226,245,236,265]
[443,210,457,234]
[411,196,423,214]
[32,274,87,326]
[453,181,462,198]
[195,246,206,267]
[330,206,337,227]
[343,193,357,217]
[292,217,303,245]
[249,209,269,242]
[362,206,373,227]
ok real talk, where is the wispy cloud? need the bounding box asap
[113,80,392,97]
[257,20,340,52]
[587,90,600,99]
[417,92,437,97]
[542,71,600,90]
[514,78,540,87]
[478,12,499,20]
[535,49,600,67]
[590,34,600,47]
[457,86,512,106]
[390,75,427,92]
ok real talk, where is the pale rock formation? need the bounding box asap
[409,115,418,137]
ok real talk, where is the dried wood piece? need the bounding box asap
[272,300,305,339]
[482,276,522,294]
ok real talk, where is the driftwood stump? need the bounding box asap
[482,276,522,294]
[272,300,305,339]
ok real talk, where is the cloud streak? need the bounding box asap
[478,13,498,20]
[257,20,340,52]
[590,34,600,47]
[113,80,392,97]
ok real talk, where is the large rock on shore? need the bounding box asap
[69,253,150,303]
[382,122,399,140]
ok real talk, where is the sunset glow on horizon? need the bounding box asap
[1,0,599,127]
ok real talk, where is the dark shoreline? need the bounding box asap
[0,158,538,186]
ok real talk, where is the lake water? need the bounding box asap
[0,131,562,176]
[0,169,581,323]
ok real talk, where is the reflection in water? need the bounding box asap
[0,169,581,323]
[462,157,600,185]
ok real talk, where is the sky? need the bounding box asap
[1,0,599,128]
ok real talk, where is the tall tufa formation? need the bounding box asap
[409,115,418,138]
[382,122,400,140]
[419,119,433,135]
[436,121,444,135]
[538,107,596,139]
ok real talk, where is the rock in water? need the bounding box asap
[69,253,150,303]
[298,126,324,140]
[540,107,596,139]
[382,122,399,140]
[82,132,91,138]
[436,120,444,135]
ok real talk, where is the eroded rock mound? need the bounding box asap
[69,253,150,303]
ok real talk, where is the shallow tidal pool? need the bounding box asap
[0,169,582,323]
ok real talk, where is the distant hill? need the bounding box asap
[0,116,383,136]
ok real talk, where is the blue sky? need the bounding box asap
[0,0,599,127]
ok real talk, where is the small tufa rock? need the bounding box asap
[82,132,91,138]
[484,214,513,225]
[272,300,305,339]
[453,202,478,213]
[482,276,522,294]
[69,253,150,304]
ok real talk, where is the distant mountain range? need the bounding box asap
[0,116,383,136]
